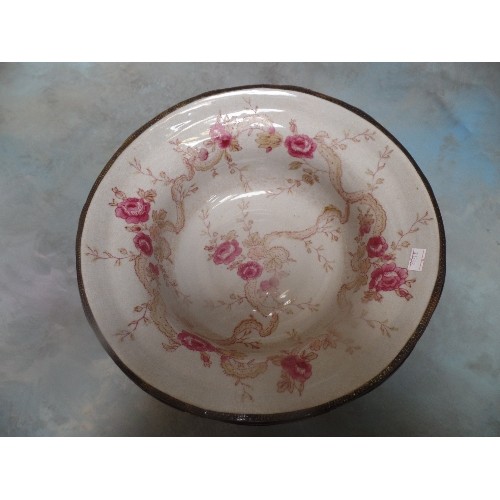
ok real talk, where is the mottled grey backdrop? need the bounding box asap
[1,63,498,436]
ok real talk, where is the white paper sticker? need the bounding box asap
[408,248,427,271]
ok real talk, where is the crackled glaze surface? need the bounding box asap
[79,87,443,416]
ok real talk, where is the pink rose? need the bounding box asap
[213,239,242,265]
[366,236,389,258]
[133,232,153,256]
[178,331,216,352]
[260,276,279,292]
[198,148,209,161]
[369,263,408,292]
[115,197,150,223]
[281,355,312,383]
[284,134,317,159]
[210,123,233,149]
[237,261,263,281]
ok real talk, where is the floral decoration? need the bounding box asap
[85,96,433,402]
[285,134,317,159]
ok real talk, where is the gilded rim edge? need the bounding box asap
[76,84,446,425]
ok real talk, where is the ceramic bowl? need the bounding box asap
[77,86,445,423]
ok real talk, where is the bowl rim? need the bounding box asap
[76,84,446,425]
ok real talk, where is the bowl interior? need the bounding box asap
[162,151,353,357]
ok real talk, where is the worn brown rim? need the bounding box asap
[76,85,446,425]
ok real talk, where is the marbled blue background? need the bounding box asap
[1,63,498,436]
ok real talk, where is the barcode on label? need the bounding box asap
[408,248,426,271]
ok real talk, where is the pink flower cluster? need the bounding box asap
[281,355,312,382]
[210,123,233,149]
[115,197,150,223]
[364,236,411,298]
[178,330,216,352]
[212,239,263,281]
[284,134,317,159]
[369,262,408,292]
[115,197,155,257]
[213,239,242,265]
